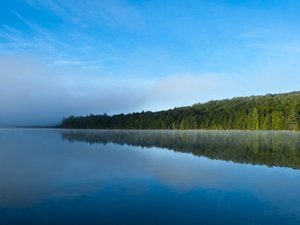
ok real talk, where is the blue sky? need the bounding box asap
[1,0,300,125]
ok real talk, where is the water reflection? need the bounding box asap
[62,129,300,169]
[0,129,300,224]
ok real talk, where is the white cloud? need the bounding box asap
[1,52,300,126]
[0,55,231,126]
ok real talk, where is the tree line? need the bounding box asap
[60,91,300,130]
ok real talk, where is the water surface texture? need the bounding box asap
[1,129,300,225]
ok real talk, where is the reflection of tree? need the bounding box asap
[61,130,300,169]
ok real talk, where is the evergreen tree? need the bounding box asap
[61,91,300,131]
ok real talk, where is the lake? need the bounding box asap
[1,129,300,224]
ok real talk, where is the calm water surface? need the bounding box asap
[1,129,300,225]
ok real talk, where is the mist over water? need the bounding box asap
[1,1,300,224]
[1,129,300,224]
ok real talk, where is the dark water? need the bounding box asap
[1,129,300,225]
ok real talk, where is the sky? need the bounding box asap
[1,0,300,126]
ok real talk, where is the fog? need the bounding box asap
[0,55,299,126]
[0,56,227,126]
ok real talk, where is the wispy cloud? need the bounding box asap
[25,0,141,28]
[25,0,68,18]
[1,0,300,125]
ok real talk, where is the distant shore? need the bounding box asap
[60,91,300,131]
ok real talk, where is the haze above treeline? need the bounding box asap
[61,91,300,130]
[2,1,300,127]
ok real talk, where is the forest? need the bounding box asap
[60,91,300,130]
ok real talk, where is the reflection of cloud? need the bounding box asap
[1,129,300,213]
[0,129,148,207]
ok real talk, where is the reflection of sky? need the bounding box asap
[1,129,300,220]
